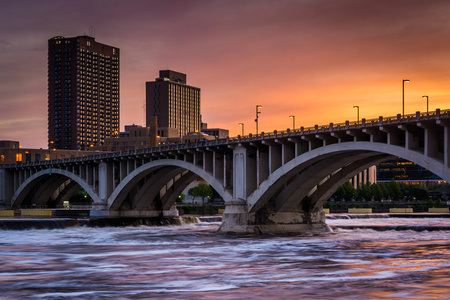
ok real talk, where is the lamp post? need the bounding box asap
[255,105,262,135]
[49,141,54,161]
[353,106,359,124]
[238,123,244,136]
[402,79,410,118]
[422,96,428,115]
[289,115,295,130]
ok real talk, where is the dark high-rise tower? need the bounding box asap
[48,36,119,150]
[146,70,200,138]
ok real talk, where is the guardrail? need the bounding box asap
[3,108,449,169]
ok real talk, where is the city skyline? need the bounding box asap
[1,0,450,148]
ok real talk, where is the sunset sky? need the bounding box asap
[1,0,450,148]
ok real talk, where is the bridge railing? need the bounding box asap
[3,109,449,169]
[228,108,450,141]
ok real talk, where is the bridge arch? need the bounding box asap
[248,141,450,214]
[11,168,100,208]
[107,159,233,211]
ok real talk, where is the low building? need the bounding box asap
[0,140,92,165]
[182,132,215,143]
[103,124,158,151]
[200,122,229,139]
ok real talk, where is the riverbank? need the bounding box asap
[0,213,448,230]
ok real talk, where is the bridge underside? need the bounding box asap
[219,150,393,234]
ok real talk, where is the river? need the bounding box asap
[0,216,449,299]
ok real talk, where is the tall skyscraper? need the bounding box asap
[48,35,119,150]
[146,70,200,138]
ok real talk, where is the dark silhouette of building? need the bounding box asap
[377,158,445,185]
[48,35,119,150]
[146,70,200,138]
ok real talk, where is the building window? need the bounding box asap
[0,154,4,162]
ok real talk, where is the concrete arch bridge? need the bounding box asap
[1,110,449,233]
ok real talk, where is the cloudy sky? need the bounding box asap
[1,0,450,148]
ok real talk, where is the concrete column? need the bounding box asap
[399,125,420,151]
[0,168,13,208]
[219,200,249,234]
[445,126,450,168]
[127,159,135,174]
[213,151,224,181]
[233,145,257,199]
[203,150,213,174]
[14,171,19,192]
[86,165,93,186]
[98,161,113,203]
[269,144,282,174]
[423,127,438,159]
[120,160,127,181]
[224,151,233,191]
[282,143,295,164]
[233,147,246,200]
[257,147,269,186]
[112,162,116,190]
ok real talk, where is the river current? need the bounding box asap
[0,217,449,299]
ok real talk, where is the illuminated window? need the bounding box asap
[0,154,4,162]
[16,153,22,162]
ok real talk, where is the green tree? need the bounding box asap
[409,186,429,201]
[188,182,213,205]
[358,183,372,201]
[177,193,185,204]
[370,184,383,201]
[343,181,357,200]
[70,188,91,204]
[386,179,402,200]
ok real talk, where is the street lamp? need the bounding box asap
[289,115,295,130]
[238,123,244,136]
[402,79,410,118]
[353,106,359,124]
[48,141,54,161]
[422,96,429,115]
[255,105,262,135]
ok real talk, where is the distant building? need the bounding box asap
[48,35,120,150]
[201,123,229,139]
[350,166,377,188]
[0,140,90,165]
[146,70,201,138]
[103,124,158,151]
[377,158,446,186]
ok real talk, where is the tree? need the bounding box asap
[188,182,213,205]
[408,186,429,201]
[342,181,357,200]
[357,183,372,201]
[177,193,185,204]
[386,179,402,200]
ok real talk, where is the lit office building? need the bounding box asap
[146,70,200,138]
[48,35,119,150]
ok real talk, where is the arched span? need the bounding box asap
[248,141,449,212]
[107,159,233,210]
[11,168,100,207]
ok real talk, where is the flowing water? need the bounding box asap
[0,217,449,299]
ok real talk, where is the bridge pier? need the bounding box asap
[220,200,328,234]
